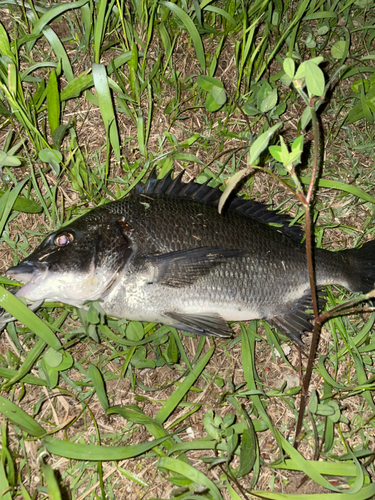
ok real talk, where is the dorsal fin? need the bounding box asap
[133,169,304,241]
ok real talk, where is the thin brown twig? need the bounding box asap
[293,94,322,448]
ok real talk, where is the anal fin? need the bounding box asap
[165,311,233,338]
[267,289,326,346]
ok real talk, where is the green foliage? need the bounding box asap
[0,0,375,497]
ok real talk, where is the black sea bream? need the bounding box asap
[5,170,375,345]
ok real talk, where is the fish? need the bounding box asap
[5,170,375,345]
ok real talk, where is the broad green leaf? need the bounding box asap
[300,106,312,129]
[218,167,250,214]
[317,21,330,35]
[203,410,222,441]
[206,91,223,111]
[235,425,256,477]
[294,57,324,79]
[44,348,63,368]
[308,390,318,413]
[197,75,223,91]
[305,61,325,97]
[243,103,260,116]
[260,88,277,113]
[219,122,281,214]
[280,136,289,165]
[248,122,282,165]
[211,85,226,105]
[269,146,283,162]
[59,52,132,102]
[47,350,73,371]
[39,148,62,176]
[256,81,272,110]
[126,321,145,341]
[331,40,347,59]
[0,150,21,167]
[40,357,59,388]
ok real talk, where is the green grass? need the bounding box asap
[0,0,375,498]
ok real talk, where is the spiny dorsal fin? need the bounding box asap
[133,169,304,241]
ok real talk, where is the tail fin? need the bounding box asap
[340,240,375,293]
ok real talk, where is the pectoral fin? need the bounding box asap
[146,247,244,288]
[165,311,233,338]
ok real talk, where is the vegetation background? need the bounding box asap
[0,0,375,498]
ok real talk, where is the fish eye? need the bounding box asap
[54,232,74,247]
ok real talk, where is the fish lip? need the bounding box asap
[5,262,49,284]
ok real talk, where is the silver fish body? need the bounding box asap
[6,171,375,344]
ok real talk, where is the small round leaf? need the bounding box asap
[331,40,347,60]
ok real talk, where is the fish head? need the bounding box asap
[6,208,133,306]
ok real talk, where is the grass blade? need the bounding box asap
[41,462,62,500]
[93,0,109,63]
[155,346,214,424]
[3,339,46,388]
[158,457,223,500]
[0,287,62,350]
[46,69,60,135]
[92,63,121,161]
[43,434,172,460]
[160,1,205,72]
[297,176,375,204]
[26,0,89,52]
[0,395,45,437]
[42,26,74,82]
[274,429,341,492]
[250,483,375,500]
[89,364,109,411]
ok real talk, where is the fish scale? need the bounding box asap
[5,170,375,345]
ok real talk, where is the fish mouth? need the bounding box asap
[5,262,49,285]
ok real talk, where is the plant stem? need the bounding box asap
[293,92,321,447]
